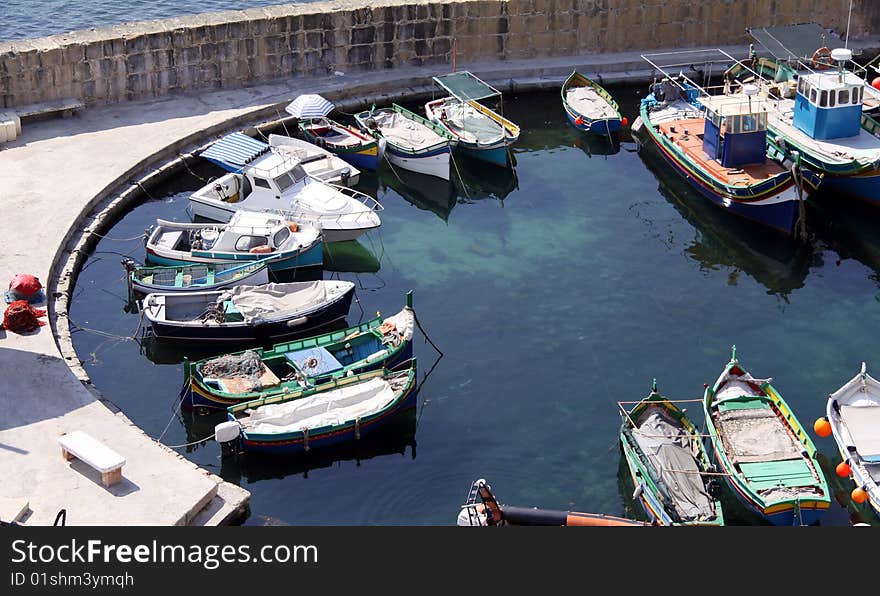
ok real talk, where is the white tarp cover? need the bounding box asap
[246,377,393,434]
[566,86,618,120]
[632,409,715,521]
[716,408,802,464]
[840,405,880,461]
[373,110,448,150]
[442,101,502,144]
[220,282,328,322]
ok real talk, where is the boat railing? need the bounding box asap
[323,182,384,213]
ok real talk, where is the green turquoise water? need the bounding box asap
[70,87,880,525]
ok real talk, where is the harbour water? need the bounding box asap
[0,1,320,42]
[70,87,880,525]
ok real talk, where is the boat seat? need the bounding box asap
[714,396,770,412]
[155,230,184,250]
[738,459,815,490]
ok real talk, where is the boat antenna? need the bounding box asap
[845,0,854,49]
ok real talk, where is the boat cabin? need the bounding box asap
[792,48,864,140]
[699,90,769,168]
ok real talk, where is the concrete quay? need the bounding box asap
[2,37,880,525]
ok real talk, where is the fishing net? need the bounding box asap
[2,300,47,333]
[199,350,263,387]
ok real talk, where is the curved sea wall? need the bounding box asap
[1,0,877,109]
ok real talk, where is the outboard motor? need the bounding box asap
[340,168,351,186]
[215,421,242,458]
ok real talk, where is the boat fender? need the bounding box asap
[250,245,273,254]
[286,316,308,328]
[632,485,643,501]
[364,348,389,363]
[215,421,241,443]
[287,221,299,232]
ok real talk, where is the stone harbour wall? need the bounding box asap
[0,0,876,109]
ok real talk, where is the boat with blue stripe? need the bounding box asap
[561,70,623,135]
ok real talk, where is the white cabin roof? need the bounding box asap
[799,70,865,91]
[226,210,285,232]
[698,94,771,117]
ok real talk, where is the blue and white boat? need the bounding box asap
[425,71,519,167]
[561,70,623,135]
[193,132,382,243]
[354,104,455,180]
[145,210,323,273]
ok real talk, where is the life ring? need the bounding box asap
[249,245,273,254]
[811,46,833,70]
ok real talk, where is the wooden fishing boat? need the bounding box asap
[703,346,830,525]
[182,292,416,411]
[214,362,418,456]
[636,71,819,235]
[619,380,725,526]
[298,117,380,172]
[194,132,381,242]
[144,211,323,273]
[426,71,519,167]
[826,363,880,519]
[354,104,455,180]
[122,258,270,297]
[457,479,652,526]
[141,280,355,342]
[561,70,623,135]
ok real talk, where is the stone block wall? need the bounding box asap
[0,0,875,108]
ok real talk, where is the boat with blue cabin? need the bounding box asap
[635,67,819,235]
[425,71,520,167]
[561,70,623,135]
[193,132,382,243]
[144,210,323,273]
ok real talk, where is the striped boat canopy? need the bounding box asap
[285,94,336,119]
[201,132,269,172]
[432,71,501,102]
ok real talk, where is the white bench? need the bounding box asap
[58,431,126,487]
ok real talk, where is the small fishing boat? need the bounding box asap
[144,211,323,274]
[561,70,623,135]
[457,479,651,526]
[619,380,725,526]
[636,61,820,235]
[826,363,880,519]
[703,346,830,525]
[426,71,520,167]
[214,363,418,456]
[354,104,455,180]
[298,118,380,172]
[182,292,416,411]
[141,280,355,342]
[193,132,382,242]
[122,258,270,297]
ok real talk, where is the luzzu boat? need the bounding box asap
[182,292,416,411]
[193,132,382,243]
[354,104,455,180]
[619,380,725,526]
[561,70,623,135]
[144,210,323,274]
[703,346,830,525]
[122,258,271,297]
[636,73,819,235]
[214,362,419,456]
[425,71,519,167]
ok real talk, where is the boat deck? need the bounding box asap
[658,119,785,187]
[566,85,617,120]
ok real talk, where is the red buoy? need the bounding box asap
[622,116,629,127]
[872,77,880,91]
[574,116,584,126]
[852,487,869,504]
[836,461,852,478]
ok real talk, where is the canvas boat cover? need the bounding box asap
[566,86,618,120]
[441,101,503,144]
[632,409,715,521]
[245,377,394,434]
[748,23,842,62]
[201,132,269,171]
[840,405,880,462]
[219,282,330,322]
[433,71,501,102]
[373,110,448,150]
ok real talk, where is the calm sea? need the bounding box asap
[0,1,319,42]
[70,87,879,525]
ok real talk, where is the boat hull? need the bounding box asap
[299,122,380,171]
[145,241,324,273]
[385,144,451,180]
[456,143,510,168]
[146,286,354,343]
[822,170,880,205]
[564,106,622,134]
[129,264,269,296]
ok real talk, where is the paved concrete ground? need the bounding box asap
[1,42,878,525]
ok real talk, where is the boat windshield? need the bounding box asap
[274,164,308,192]
[272,226,291,247]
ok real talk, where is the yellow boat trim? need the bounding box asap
[467,100,520,137]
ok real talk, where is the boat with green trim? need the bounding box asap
[182,293,416,411]
[619,380,725,526]
[214,362,418,456]
[122,258,270,297]
[561,70,622,135]
[703,346,830,525]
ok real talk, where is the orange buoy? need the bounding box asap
[836,461,852,478]
[813,417,832,437]
[574,116,584,126]
[852,487,869,504]
[872,77,880,91]
[622,116,629,127]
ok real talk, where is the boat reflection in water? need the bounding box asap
[637,139,814,298]
[323,239,380,273]
[808,191,880,279]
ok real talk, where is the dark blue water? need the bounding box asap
[0,1,320,42]
[70,88,880,525]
